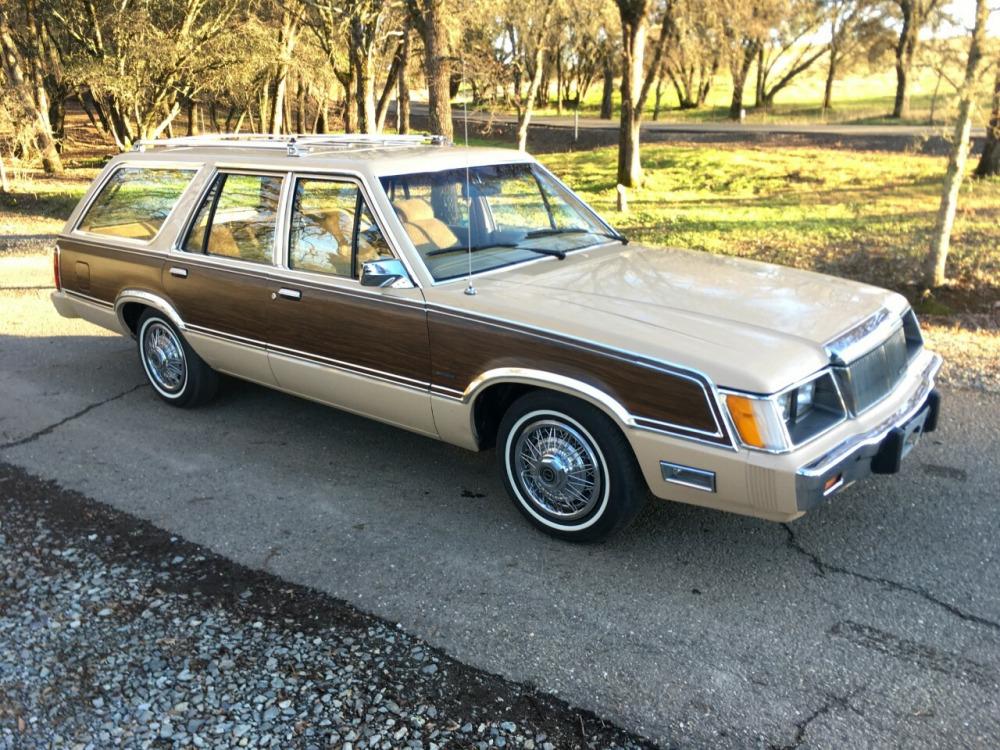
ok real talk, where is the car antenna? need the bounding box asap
[462,57,476,297]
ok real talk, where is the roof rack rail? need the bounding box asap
[131,133,452,156]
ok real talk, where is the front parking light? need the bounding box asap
[724,394,789,451]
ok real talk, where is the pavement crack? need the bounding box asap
[0,383,146,451]
[782,524,1000,633]
[776,689,862,749]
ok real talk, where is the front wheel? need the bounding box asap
[137,309,218,407]
[497,392,648,542]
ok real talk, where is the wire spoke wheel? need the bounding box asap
[512,417,603,521]
[142,320,187,395]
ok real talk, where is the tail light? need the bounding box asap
[53,246,61,290]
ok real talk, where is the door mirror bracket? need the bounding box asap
[360,258,414,289]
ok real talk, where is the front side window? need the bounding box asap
[184,173,282,264]
[78,167,195,242]
[380,163,612,282]
[288,178,391,279]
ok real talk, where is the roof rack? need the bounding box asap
[131,133,452,156]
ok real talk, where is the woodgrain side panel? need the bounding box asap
[267,284,431,385]
[58,238,164,304]
[162,260,272,342]
[428,310,729,443]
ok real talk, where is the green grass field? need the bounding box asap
[2,139,998,314]
[535,143,999,313]
[486,65,996,128]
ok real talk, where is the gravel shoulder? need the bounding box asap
[0,462,651,750]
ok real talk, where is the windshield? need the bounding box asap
[379,162,618,282]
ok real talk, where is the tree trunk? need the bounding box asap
[0,153,9,192]
[974,65,1000,178]
[754,45,765,108]
[600,59,614,119]
[555,51,563,116]
[186,100,198,136]
[418,0,454,140]
[0,11,62,172]
[823,48,837,110]
[728,43,756,121]
[892,10,917,119]
[925,0,989,287]
[398,26,411,134]
[617,6,646,188]
[652,72,663,121]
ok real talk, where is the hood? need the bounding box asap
[426,243,906,393]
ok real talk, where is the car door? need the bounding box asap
[163,169,283,386]
[264,172,435,437]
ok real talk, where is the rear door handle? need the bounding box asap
[274,288,301,301]
[169,267,188,278]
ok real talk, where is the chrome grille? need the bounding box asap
[836,326,910,414]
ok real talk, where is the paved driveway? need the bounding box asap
[2,260,998,747]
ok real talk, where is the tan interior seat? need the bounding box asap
[207,224,241,257]
[393,198,458,251]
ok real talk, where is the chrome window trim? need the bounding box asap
[719,367,850,455]
[71,162,204,249]
[170,167,289,267]
[381,159,621,288]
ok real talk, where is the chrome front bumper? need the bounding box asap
[794,353,942,511]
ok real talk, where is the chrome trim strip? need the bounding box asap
[660,461,716,493]
[824,305,907,366]
[427,306,730,442]
[267,342,430,388]
[267,348,429,393]
[114,289,185,331]
[459,367,738,451]
[63,288,114,309]
[186,324,266,350]
[797,352,942,478]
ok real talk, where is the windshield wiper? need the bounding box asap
[427,242,565,260]
[524,227,628,244]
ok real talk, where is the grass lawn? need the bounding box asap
[2,137,998,315]
[535,143,1000,314]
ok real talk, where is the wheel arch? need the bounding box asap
[115,290,185,336]
[467,368,633,450]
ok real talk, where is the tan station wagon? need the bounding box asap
[50,134,942,541]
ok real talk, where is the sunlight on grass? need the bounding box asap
[537,143,1000,310]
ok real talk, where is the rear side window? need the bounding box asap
[183,173,283,265]
[78,167,195,242]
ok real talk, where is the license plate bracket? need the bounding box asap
[871,405,930,475]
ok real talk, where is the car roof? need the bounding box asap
[119,135,533,177]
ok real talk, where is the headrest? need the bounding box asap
[316,208,353,236]
[394,198,434,223]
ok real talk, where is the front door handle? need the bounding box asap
[274,288,301,301]
[169,267,188,278]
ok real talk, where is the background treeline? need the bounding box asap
[0,0,997,285]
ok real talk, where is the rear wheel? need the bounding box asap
[137,309,218,407]
[497,391,647,542]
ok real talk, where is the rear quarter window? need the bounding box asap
[77,167,196,242]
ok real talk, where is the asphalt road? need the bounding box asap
[2,257,999,747]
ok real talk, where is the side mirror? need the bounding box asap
[360,257,414,289]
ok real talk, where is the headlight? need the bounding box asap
[725,372,846,452]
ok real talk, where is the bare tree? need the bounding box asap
[754,1,829,110]
[0,7,62,172]
[888,0,943,119]
[409,0,454,140]
[974,61,1000,178]
[501,1,555,151]
[615,0,672,187]
[925,0,989,288]
[663,0,721,110]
